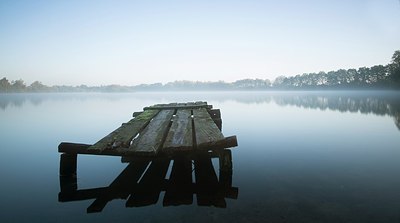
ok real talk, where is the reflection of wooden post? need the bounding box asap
[59,153,78,199]
[163,157,193,206]
[59,175,77,194]
[87,160,150,213]
[219,149,232,173]
[125,159,171,207]
[219,149,232,188]
[194,153,226,208]
[59,153,77,177]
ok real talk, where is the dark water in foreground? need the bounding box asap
[1,91,400,223]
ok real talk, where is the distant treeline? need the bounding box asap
[1,50,399,93]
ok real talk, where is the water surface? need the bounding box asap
[0,91,399,223]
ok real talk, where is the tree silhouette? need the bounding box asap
[389,50,400,84]
[11,79,26,92]
[0,77,11,92]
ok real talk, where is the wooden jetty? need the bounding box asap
[58,102,238,212]
[59,102,236,157]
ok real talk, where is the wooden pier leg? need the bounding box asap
[59,153,77,177]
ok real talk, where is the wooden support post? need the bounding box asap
[59,153,77,177]
[208,109,222,130]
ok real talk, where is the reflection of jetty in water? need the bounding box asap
[59,150,238,213]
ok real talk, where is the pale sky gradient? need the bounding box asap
[1,0,400,86]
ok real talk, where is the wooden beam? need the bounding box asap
[59,136,236,157]
[58,142,91,153]
[197,136,238,151]
[144,102,211,110]
[59,142,136,156]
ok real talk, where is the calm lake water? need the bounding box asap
[1,91,400,223]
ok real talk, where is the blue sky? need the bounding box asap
[1,0,399,86]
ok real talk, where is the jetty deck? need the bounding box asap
[59,101,237,158]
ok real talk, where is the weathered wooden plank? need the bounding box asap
[144,101,211,110]
[87,109,159,152]
[59,142,137,156]
[126,159,171,207]
[163,158,193,206]
[129,109,175,156]
[86,160,150,213]
[59,136,236,157]
[60,142,194,157]
[193,108,225,149]
[163,109,193,152]
[198,135,238,150]
[58,142,91,153]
